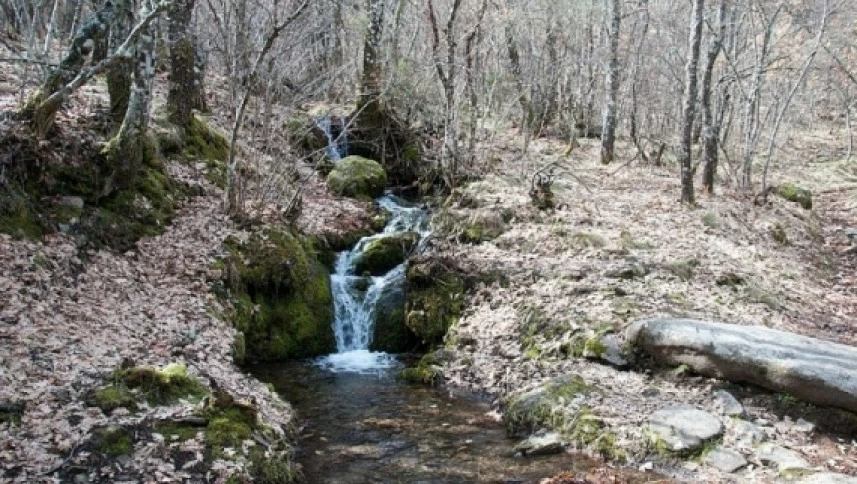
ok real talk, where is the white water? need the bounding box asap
[315,117,348,162]
[316,195,429,374]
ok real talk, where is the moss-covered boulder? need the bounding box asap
[326,156,387,199]
[503,374,595,437]
[225,228,336,361]
[354,232,420,276]
[405,256,465,346]
[775,183,813,210]
[368,278,419,353]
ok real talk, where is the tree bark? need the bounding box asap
[107,0,134,126]
[600,0,620,164]
[678,0,705,204]
[700,0,727,194]
[167,0,197,129]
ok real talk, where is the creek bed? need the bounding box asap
[250,361,595,483]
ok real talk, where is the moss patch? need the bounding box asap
[405,256,465,346]
[354,232,420,276]
[503,374,594,437]
[775,183,812,210]
[224,228,336,361]
[0,402,24,427]
[87,385,138,414]
[91,426,134,458]
[118,363,207,405]
[326,155,387,199]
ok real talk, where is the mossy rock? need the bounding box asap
[225,228,336,361]
[405,256,465,347]
[353,232,420,276]
[503,374,594,437]
[87,385,138,414]
[326,156,387,199]
[369,280,419,353]
[399,351,447,385]
[90,426,134,458]
[461,212,506,244]
[118,363,207,405]
[775,183,812,210]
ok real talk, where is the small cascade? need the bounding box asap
[317,197,428,373]
[315,116,348,161]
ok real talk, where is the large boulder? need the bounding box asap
[326,155,387,199]
[405,256,465,346]
[224,229,336,361]
[353,232,420,276]
[368,267,419,353]
[627,319,857,413]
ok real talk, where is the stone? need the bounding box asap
[775,183,813,210]
[58,196,85,209]
[798,473,857,484]
[712,390,744,417]
[594,334,630,368]
[755,443,811,474]
[514,432,565,456]
[626,319,857,413]
[705,447,747,473]
[647,405,723,452]
[733,419,767,446]
[605,259,648,280]
[353,232,420,276]
[326,155,388,199]
[794,418,815,433]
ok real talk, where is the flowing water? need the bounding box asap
[249,123,589,482]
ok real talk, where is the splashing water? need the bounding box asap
[315,196,429,373]
[315,116,348,161]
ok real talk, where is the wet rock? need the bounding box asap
[626,318,857,413]
[354,232,420,276]
[798,473,857,484]
[647,405,723,452]
[514,432,565,456]
[326,155,388,199]
[756,443,811,474]
[712,390,744,417]
[733,419,767,446]
[704,447,747,473]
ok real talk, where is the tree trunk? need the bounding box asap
[701,0,727,195]
[600,0,620,164]
[358,0,384,113]
[678,0,705,204]
[21,0,116,136]
[107,0,134,126]
[103,4,158,193]
[167,0,197,129]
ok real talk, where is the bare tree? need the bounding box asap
[600,0,620,164]
[167,0,198,129]
[700,0,728,194]
[678,0,705,203]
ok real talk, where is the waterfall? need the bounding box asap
[315,116,348,161]
[317,198,428,373]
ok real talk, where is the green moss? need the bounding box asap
[592,431,627,462]
[89,385,138,414]
[701,212,720,228]
[461,215,506,244]
[582,337,607,358]
[92,426,134,458]
[118,363,207,405]
[399,361,443,386]
[770,223,789,246]
[326,155,387,199]
[224,228,336,361]
[619,230,654,250]
[405,258,465,346]
[776,183,812,209]
[233,332,247,365]
[663,258,699,281]
[0,403,24,427]
[206,407,254,448]
[0,189,44,238]
[570,231,606,249]
[153,421,202,441]
[353,232,420,276]
[249,448,301,483]
[504,374,594,437]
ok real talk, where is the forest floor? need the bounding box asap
[431,127,857,482]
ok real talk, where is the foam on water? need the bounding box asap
[314,350,400,374]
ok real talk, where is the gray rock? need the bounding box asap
[733,419,767,446]
[626,319,857,413]
[794,418,815,433]
[705,447,748,473]
[592,334,630,368]
[514,432,565,456]
[755,443,811,474]
[647,405,723,452]
[798,473,857,484]
[713,390,744,416]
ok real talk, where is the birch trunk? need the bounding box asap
[678,0,705,204]
[600,0,620,164]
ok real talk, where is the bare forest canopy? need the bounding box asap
[1,0,855,206]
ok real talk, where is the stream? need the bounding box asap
[249,118,588,482]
